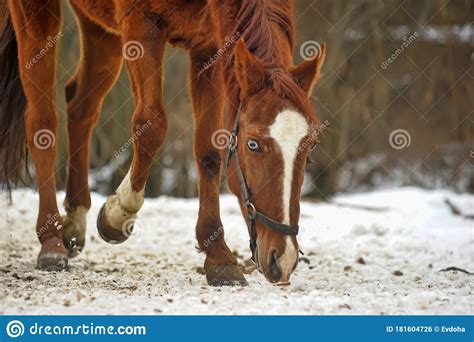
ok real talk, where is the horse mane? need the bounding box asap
[215,0,310,114]
[231,0,294,66]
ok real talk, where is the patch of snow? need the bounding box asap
[0,187,472,314]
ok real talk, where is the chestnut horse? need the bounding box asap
[0,0,326,285]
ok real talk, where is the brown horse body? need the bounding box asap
[0,0,325,285]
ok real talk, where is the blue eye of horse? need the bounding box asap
[247,139,260,151]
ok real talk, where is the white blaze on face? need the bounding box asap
[269,110,309,279]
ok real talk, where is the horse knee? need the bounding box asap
[199,151,221,178]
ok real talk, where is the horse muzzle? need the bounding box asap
[255,242,299,285]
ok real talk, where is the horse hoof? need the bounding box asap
[64,237,85,258]
[36,237,68,271]
[96,204,131,244]
[205,264,248,287]
[37,252,68,271]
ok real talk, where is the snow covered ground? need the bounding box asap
[0,187,472,315]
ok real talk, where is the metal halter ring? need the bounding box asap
[246,202,256,219]
[228,133,238,149]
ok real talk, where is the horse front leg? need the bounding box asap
[8,0,67,270]
[63,3,123,257]
[96,10,167,243]
[190,50,247,286]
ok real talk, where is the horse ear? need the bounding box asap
[234,39,267,96]
[291,42,327,95]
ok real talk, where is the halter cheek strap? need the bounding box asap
[225,103,299,260]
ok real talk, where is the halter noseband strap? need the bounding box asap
[225,103,299,260]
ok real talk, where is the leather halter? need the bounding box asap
[225,103,299,261]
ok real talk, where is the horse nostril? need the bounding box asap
[268,250,282,281]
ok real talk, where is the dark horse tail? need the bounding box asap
[0,2,28,196]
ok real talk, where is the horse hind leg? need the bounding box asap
[97,9,167,244]
[7,0,67,270]
[63,3,123,257]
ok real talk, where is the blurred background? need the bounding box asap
[49,0,472,199]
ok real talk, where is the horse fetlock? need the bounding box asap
[62,206,88,258]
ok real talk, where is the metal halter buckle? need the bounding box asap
[246,202,256,219]
[228,133,238,149]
